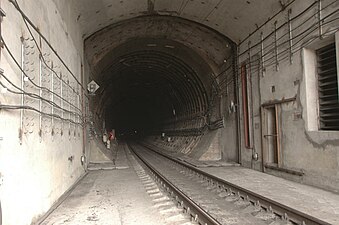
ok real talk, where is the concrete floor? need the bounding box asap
[40,169,167,225]
[199,166,339,225]
[40,145,167,225]
[40,144,339,225]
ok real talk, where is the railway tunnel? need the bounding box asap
[0,0,339,224]
[87,15,237,160]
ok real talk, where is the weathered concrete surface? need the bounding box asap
[53,0,286,43]
[0,1,86,224]
[88,138,116,163]
[1,1,339,224]
[237,0,339,192]
[199,166,339,225]
[41,145,168,225]
[40,169,166,225]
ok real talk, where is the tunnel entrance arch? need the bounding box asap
[85,15,238,162]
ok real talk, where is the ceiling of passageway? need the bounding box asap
[53,0,290,133]
[81,14,236,133]
[91,37,215,133]
[54,0,290,43]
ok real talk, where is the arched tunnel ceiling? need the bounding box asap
[53,0,290,43]
[80,14,239,134]
[89,36,217,133]
[54,0,293,134]
[86,16,233,72]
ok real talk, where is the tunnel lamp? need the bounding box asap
[161,132,165,137]
[146,44,157,47]
[80,155,86,165]
[173,109,176,116]
[229,101,236,113]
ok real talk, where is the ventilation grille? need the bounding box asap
[316,43,339,130]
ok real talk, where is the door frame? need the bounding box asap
[261,104,282,171]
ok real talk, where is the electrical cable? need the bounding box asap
[8,0,89,99]
[0,36,82,113]
[0,104,82,125]
[217,23,339,94]
[0,79,84,121]
[21,21,80,97]
[239,0,296,45]
[239,1,338,57]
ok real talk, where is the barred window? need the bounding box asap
[316,43,339,130]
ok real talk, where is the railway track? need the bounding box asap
[127,143,331,225]
[124,144,195,225]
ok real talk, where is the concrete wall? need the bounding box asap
[236,0,339,192]
[0,0,86,224]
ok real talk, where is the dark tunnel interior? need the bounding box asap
[86,16,235,139]
[97,39,215,137]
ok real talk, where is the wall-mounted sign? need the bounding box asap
[87,80,99,94]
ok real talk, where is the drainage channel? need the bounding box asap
[129,143,331,225]
[125,144,220,225]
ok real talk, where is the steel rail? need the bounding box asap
[138,143,331,225]
[127,144,221,225]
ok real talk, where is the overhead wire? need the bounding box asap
[238,0,297,45]
[0,78,83,121]
[216,3,339,94]
[8,0,89,99]
[0,104,82,125]
[239,0,338,57]
[13,0,80,97]
[1,36,82,113]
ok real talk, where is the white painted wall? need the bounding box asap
[237,0,339,192]
[0,1,86,224]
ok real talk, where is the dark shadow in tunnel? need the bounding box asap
[85,15,237,162]
[95,38,215,139]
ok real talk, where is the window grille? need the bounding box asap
[316,43,339,130]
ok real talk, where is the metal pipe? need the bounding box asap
[318,0,323,39]
[51,62,54,136]
[235,46,242,164]
[260,32,265,77]
[77,92,81,136]
[261,96,296,107]
[39,55,42,140]
[288,9,293,64]
[20,37,24,145]
[80,63,87,169]
[60,71,63,135]
[274,21,279,71]
[248,41,257,168]
[69,85,71,139]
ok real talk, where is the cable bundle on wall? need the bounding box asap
[214,0,339,90]
[0,0,88,142]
